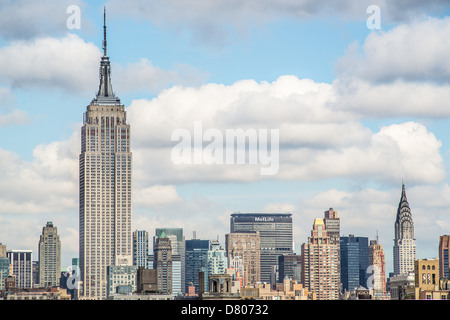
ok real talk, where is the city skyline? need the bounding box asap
[1,1,450,278]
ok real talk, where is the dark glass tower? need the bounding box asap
[340,235,369,292]
[185,239,210,294]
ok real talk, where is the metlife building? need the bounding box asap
[230,213,293,284]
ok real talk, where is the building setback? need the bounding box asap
[301,218,339,300]
[393,183,416,276]
[79,10,133,300]
[230,213,293,284]
[38,221,61,287]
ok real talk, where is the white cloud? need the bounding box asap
[336,17,450,83]
[106,0,450,46]
[0,34,100,93]
[134,185,182,207]
[0,0,86,40]
[126,75,445,185]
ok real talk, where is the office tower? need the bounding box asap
[133,230,149,268]
[185,239,210,294]
[301,218,339,300]
[7,250,33,289]
[0,243,9,290]
[79,10,133,300]
[439,235,450,279]
[278,254,302,283]
[38,221,61,287]
[107,265,138,298]
[155,228,185,296]
[230,213,293,284]
[393,183,416,276]
[153,236,173,294]
[368,239,387,299]
[226,232,261,287]
[340,235,369,293]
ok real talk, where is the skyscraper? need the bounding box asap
[155,228,185,296]
[368,239,388,299]
[185,239,210,294]
[79,10,133,300]
[133,230,149,268]
[7,250,33,289]
[439,235,450,279]
[393,183,416,276]
[230,213,293,284]
[38,221,61,287]
[153,236,173,294]
[340,235,369,293]
[301,218,339,300]
[225,232,261,287]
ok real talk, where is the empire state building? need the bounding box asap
[79,10,133,300]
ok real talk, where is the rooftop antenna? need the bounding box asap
[102,7,107,57]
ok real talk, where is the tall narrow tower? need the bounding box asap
[79,9,133,300]
[38,221,61,287]
[393,183,416,276]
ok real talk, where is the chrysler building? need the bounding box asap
[393,182,416,276]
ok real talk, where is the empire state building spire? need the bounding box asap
[92,7,120,105]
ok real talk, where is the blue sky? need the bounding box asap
[1,1,450,278]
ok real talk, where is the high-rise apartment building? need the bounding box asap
[226,232,261,287]
[368,239,388,299]
[230,213,293,284]
[38,221,61,287]
[133,230,149,268]
[301,218,339,300]
[7,250,33,289]
[340,235,369,293]
[79,11,133,299]
[207,240,228,275]
[393,183,416,276]
[439,235,450,279]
